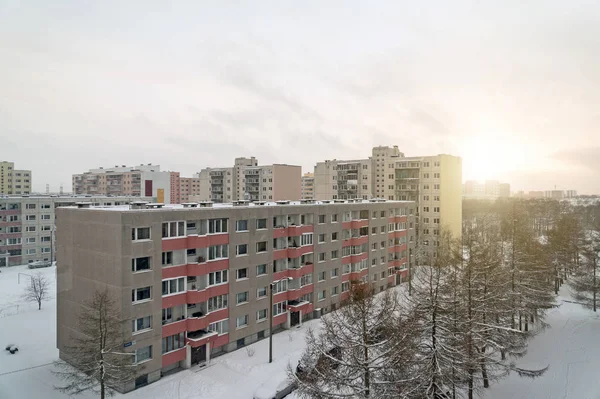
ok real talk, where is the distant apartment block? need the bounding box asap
[301,173,314,199]
[0,161,32,195]
[463,180,511,199]
[197,157,301,203]
[313,146,462,262]
[0,195,153,267]
[56,199,415,392]
[180,177,202,203]
[72,164,173,203]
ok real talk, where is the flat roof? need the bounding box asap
[62,199,415,212]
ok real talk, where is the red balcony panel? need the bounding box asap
[341,256,353,265]
[186,333,217,348]
[342,274,351,282]
[349,269,368,281]
[186,263,206,277]
[288,284,314,301]
[341,292,350,301]
[162,347,186,368]
[387,275,395,284]
[273,249,288,261]
[206,283,229,298]
[273,228,287,239]
[161,319,187,338]
[273,312,287,326]
[351,235,369,246]
[207,259,229,273]
[207,308,229,324]
[342,239,353,248]
[162,265,187,279]
[0,221,21,228]
[0,232,22,240]
[186,289,208,304]
[162,237,188,251]
[0,209,20,216]
[162,293,187,309]
[392,230,407,239]
[206,233,229,246]
[213,333,230,349]
[187,315,209,332]
[273,291,289,303]
[288,302,314,315]
[273,269,291,281]
[288,225,313,236]
[301,263,314,274]
[350,219,369,229]
[287,245,313,259]
[351,252,369,263]
[341,221,352,230]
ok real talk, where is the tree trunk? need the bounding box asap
[38,300,41,310]
[480,348,489,388]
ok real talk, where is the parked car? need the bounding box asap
[28,261,52,269]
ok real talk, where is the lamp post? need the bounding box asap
[269,276,293,364]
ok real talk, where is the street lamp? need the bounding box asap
[269,276,293,364]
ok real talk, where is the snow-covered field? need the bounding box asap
[1,264,599,399]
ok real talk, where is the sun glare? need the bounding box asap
[460,134,528,181]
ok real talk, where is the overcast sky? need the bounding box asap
[1,1,599,194]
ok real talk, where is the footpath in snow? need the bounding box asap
[1,265,600,399]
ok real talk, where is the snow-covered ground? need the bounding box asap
[1,264,599,399]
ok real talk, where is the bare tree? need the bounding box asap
[23,272,50,310]
[53,290,138,398]
[570,225,600,311]
[290,283,419,398]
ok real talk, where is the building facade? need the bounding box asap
[72,164,172,203]
[0,195,153,267]
[56,199,415,391]
[179,177,202,203]
[301,173,314,199]
[314,159,373,200]
[0,161,32,195]
[197,157,301,203]
[463,180,511,199]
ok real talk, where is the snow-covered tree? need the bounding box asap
[22,272,50,310]
[570,224,600,311]
[53,290,138,398]
[291,283,419,398]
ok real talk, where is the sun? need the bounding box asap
[460,134,527,182]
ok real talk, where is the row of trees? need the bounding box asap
[292,198,600,398]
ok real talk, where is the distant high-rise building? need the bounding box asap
[301,172,314,199]
[499,183,511,198]
[313,146,463,261]
[463,180,510,199]
[179,177,202,203]
[72,164,173,203]
[197,157,301,203]
[0,161,32,195]
[565,190,578,198]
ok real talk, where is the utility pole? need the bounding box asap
[269,281,274,363]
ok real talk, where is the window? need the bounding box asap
[132,257,151,272]
[332,286,339,296]
[256,241,267,253]
[318,215,326,224]
[134,346,152,364]
[301,233,313,246]
[7,238,21,245]
[162,251,173,266]
[434,196,440,201]
[25,237,36,244]
[132,316,152,334]
[8,215,18,222]
[236,268,248,280]
[380,211,386,217]
[132,227,151,241]
[257,309,267,322]
[318,233,325,243]
[236,315,249,328]
[423,206,430,213]
[423,195,429,201]
[208,244,229,260]
[208,270,228,286]
[257,286,267,298]
[318,252,326,262]
[331,250,338,259]
[208,294,228,312]
[434,173,440,178]
[273,301,287,316]
[162,221,185,238]
[25,215,36,221]
[162,278,185,296]
[318,271,326,281]
[41,214,51,220]
[236,291,249,305]
[342,282,350,292]
[41,236,51,243]
[25,203,36,209]
[331,232,338,241]
[380,226,386,233]
[371,227,377,235]
[434,207,440,212]
[162,333,185,354]
[434,218,440,224]
[256,264,267,276]
[208,218,228,234]
[331,214,338,222]
[434,184,440,190]
[372,211,377,219]
[256,218,267,229]
[41,225,51,231]
[318,290,326,301]
[331,268,339,278]
[236,244,248,256]
[132,287,152,303]
[25,226,36,232]
[423,173,429,178]
[208,319,229,335]
[236,220,248,231]
[41,247,51,253]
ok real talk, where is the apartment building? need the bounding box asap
[314,159,373,200]
[56,199,415,392]
[0,161,32,195]
[197,157,301,203]
[72,164,173,203]
[463,180,511,199]
[180,177,202,203]
[301,173,314,199]
[0,195,153,267]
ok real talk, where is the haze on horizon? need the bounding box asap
[1,1,599,194]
